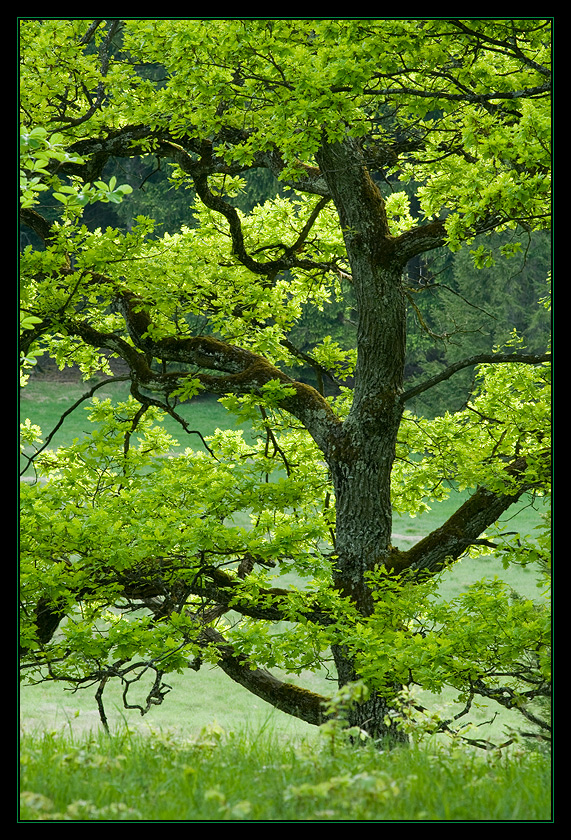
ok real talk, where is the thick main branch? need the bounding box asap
[196,626,327,726]
[388,452,550,576]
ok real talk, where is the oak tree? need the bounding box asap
[20,18,551,745]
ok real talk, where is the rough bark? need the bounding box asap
[307,137,414,737]
[314,137,407,617]
[199,626,326,726]
[332,645,408,744]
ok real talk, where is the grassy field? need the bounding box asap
[19,377,551,820]
[19,725,552,821]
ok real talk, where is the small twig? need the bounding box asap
[130,382,218,459]
[259,406,292,476]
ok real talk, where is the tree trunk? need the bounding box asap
[316,137,410,740]
[332,644,409,744]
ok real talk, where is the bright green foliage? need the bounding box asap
[20,128,132,213]
[394,350,551,514]
[19,19,551,747]
[20,398,334,678]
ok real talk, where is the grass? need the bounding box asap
[19,724,552,821]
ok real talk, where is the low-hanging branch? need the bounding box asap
[197,624,328,726]
[20,546,337,657]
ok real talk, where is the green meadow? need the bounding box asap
[19,724,551,822]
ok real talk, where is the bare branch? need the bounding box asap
[78,19,104,47]
[444,19,552,77]
[401,352,551,403]
[366,81,551,104]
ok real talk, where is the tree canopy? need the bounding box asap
[19,18,551,746]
